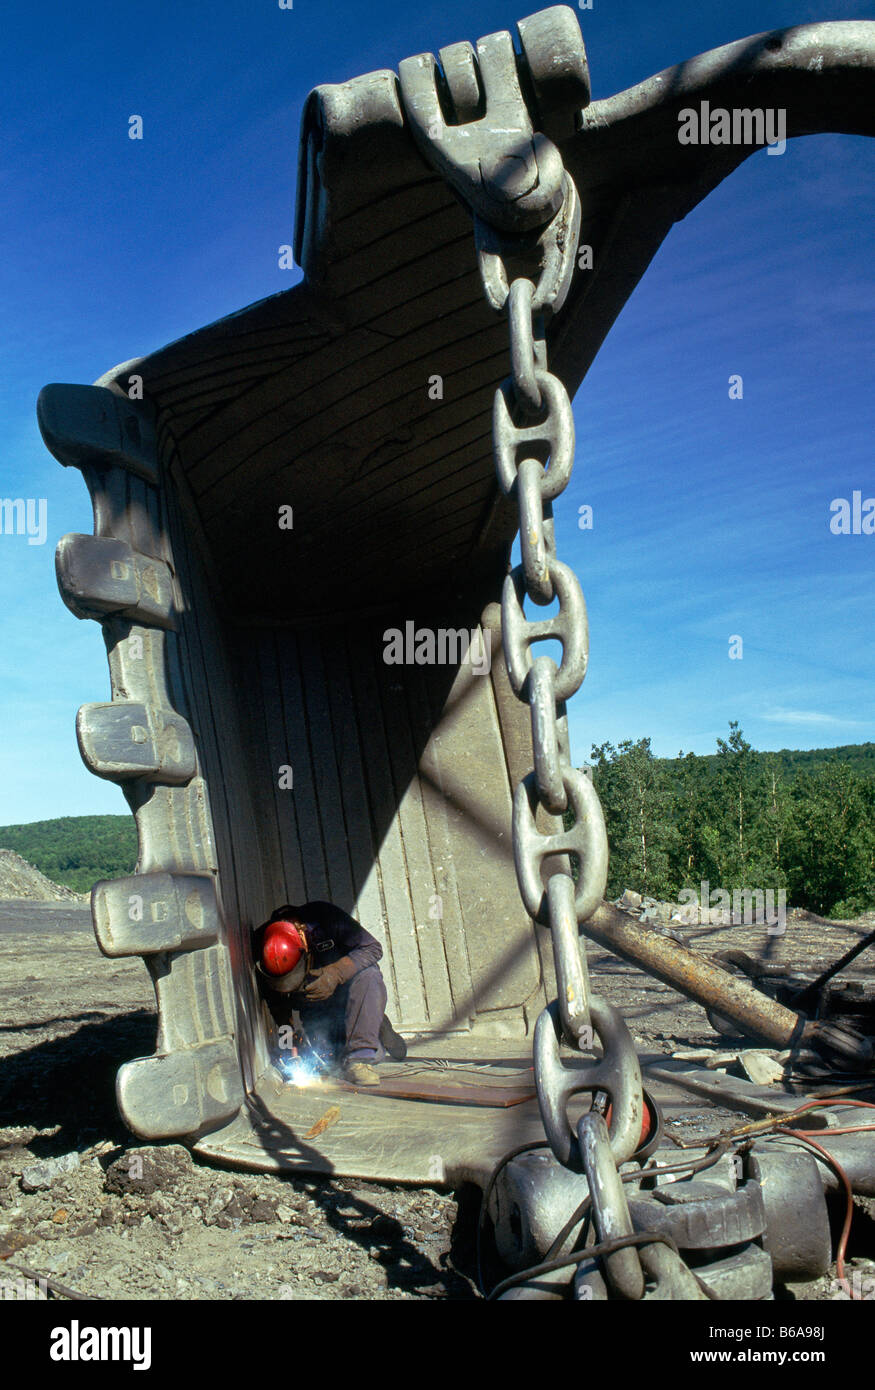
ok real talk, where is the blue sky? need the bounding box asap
[1,0,873,822]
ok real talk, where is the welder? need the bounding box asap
[253,902,406,1086]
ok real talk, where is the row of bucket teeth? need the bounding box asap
[37,382,244,1143]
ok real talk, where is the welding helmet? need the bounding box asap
[256,918,309,994]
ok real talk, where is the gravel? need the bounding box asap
[2,898,873,1301]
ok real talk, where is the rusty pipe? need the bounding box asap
[583,903,873,1068]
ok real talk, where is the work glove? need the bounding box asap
[303,956,356,1002]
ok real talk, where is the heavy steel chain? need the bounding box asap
[472,174,646,1176]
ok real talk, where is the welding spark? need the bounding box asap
[276,1054,319,1087]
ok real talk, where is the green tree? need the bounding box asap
[591,738,674,898]
[785,765,875,916]
[758,752,791,890]
[713,722,756,883]
[0,815,137,893]
[669,750,719,891]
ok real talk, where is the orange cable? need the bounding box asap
[762,1097,875,1301]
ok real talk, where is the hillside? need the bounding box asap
[2,739,874,903]
[660,742,875,781]
[0,816,137,896]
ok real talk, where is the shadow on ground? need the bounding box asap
[0,1011,483,1298]
[0,1011,157,1153]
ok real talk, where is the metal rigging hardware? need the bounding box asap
[400,11,648,1291]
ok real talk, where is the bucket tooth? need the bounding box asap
[56,534,176,628]
[37,383,158,483]
[116,1039,243,1141]
[76,702,197,784]
[92,872,220,956]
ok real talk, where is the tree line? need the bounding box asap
[4,731,875,919]
[589,723,875,918]
[0,815,137,896]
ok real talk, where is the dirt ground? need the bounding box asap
[1,899,873,1302]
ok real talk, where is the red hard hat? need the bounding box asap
[261,920,307,977]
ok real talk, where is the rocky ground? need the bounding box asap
[0,901,478,1301]
[1,890,874,1302]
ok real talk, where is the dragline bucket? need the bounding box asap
[37,7,875,1179]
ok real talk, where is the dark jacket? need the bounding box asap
[257,901,383,980]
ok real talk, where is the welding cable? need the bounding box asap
[771,1131,861,1298]
[476,1141,552,1295]
[735,1097,875,1302]
[785,1096,875,1121]
[541,1194,593,1265]
[754,1097,875,1141]
[794,1124,875,1135]
[478,1138,731,1297]
[485,1229,683,1301]
[541,1140,733,1266]
[676,1093,875,1148]
[686,1096,875,1302]
[479,1102,873,1298]
[496,1103,875,1300]
[763,1099,875,1302]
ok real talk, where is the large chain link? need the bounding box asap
[396,17,655,1289]
[474,174,645,1172]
